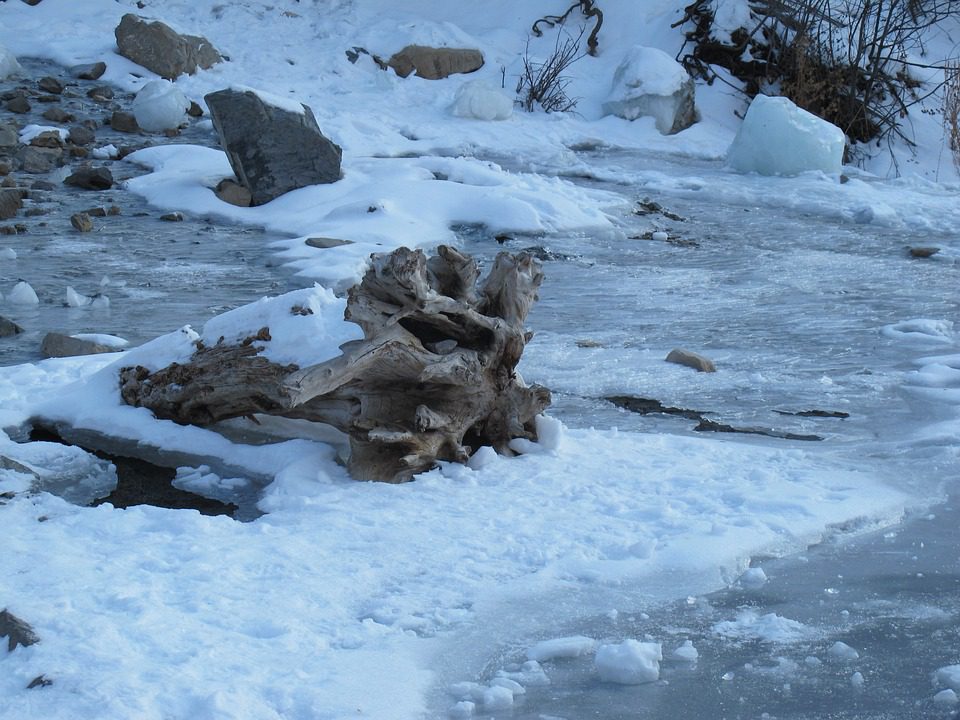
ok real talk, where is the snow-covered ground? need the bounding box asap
[2,1,959,718]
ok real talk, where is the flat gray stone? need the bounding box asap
[40,332,116,358]
[665,348,716,373]
[69,62,106,80]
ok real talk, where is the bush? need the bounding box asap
[943,61,960,170]
[516,30,584,113]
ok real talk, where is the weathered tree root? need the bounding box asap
[119,246,551,482]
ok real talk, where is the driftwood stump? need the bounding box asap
[119,246,551,482]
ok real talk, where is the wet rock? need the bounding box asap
[30,130,63,148]
[387,45,484,80]
[0,316,24,338]
[31,180,55,191]
[0,123,18,148]
[775,409,850,418]
[0,609,40,652]
[37,76,63,94]
[24,207,48,216]
[665,348,716,373]
[606,395,706,420]
[909,246,940,258]
[41,332,116,358]
[88,85,114,101]
[108,205,121,216]
[70,62,106,80]
[27,675,53,689]
[109,111,139,133]
[159,211,183,222]
[67,125,95,146]
[214,178,251,207]
[41,107,74,123]
[205,88,342,205]
[0,163,10,176]
[0,225,18,234]
[5,95,30,114]
[70,212,94,232]
[305,236,354,249]
[64,165,113,190]
[115,13,222,80]
[84,206,107,217]
[186,100,203,117]
[0,187,22,219]
[18,145,63,173]
[694,418,822,441]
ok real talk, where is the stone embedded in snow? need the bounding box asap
[527,635,597,662]
[451,80,513,121]
[727,94,845,176]
[70,62,107,81]
[0,609,39,652]
[595,640,662,684]
[205,88,342,206]
[8,281,38,306]
[934,665,960,692]
[387,45,484,80]
[0,44,21,80]
[115,14,222,80]
[601,46,696,134]
[827,641,860,662]
[132,79,190,132]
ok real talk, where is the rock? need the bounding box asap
[665,348,716,372]
[41,107,74,123]
[305,236,354,249]
[27,675,53,689]
[5,95,30,114]
[70,62,106,80]
[0,123,17,148]
[18,146,62,173]
[387,45,484,80]
[0,316,24,338]
[602,46,697,134]
[159,211,183,222]
[909,246,940,258]
[20,0,44,5]
[67,125,95,146]
[41,332,117,359]
[65,165,113,190]
[115,13,222,80]
[84,206,107,217]
[70,212,94,232]
[0,609,39,652]
[37,76,63,94]
[205,88,342,205]
[214,178,251,207]
[109,111,140,133]
[30,131,63,148]
[0,188,22,219]
[186,100,203,117]
[88,85,114,101]
[132,79,189,132]
[727,94,845,176]
[0,162,10,176]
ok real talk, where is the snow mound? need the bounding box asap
[934,664,960,692]
[0,42,20,79]
[132,79,190,132]
[672,640,699,662]
[726,95,845,176]
[828,641,860,662]
[595,640,661,684]
[451,80,513,121]
[8,281,39,305]
[19,124,68,144]
[602,46,694,134]
[527,635,597,662]
[882,319,954,345]
[713,610,813,643]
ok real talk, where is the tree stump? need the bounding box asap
[119,246,551,482]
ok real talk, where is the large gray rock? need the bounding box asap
[0,123,17,148]
[0,609,39,652]
[0,316,24,338]
[665,348,716,373]
[387,45,483,80]
[0,188,21,220]
[18,146,62,173]
[205,88,342,206]
[115,14,222,80]
[40,332,117,359]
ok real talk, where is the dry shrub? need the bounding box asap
[516,30,584,113]
[943,62,960,170]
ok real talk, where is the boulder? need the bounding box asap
[0,188,21,220]
[132,79,189,132]
[41,332,117,359]
[0,609,39,652]
[0,123,17,148]
[727,94,845,176]
[665,348,716,373]
[387,45,483,80]
[602,46,697,135]
[205,88,342,206]
[41,107,74,124]
[37,76,63,94]
[109,111,140,134]
[18,146,62,173]
[0,316,24,338]
[69,62,106,80]
[67,125,95,146]
[115,14,222,80]
[5,95,30,114]
[214,178,251,207]
[70,212,94,232]
[64,165,113,190]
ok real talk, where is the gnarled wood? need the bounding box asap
[119,246,551,482]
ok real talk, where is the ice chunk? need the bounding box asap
[934,689,958,706]
[595,640,662,684]
[851,671,865,687]
[489,677,524,696]
[934,664,960,692]
[480,685,513,710]
[713,610,812,643]
[527,635,597,662]
[0,43,21,79]
[740,566,768,588]
[451,80,513,121]
[448,700,475,718]
[726,94,845,176]
[828,641,860,662]
[66,286,92,307]
[672,640,699,662]
[9,281,39,305]
[133,79,190,132]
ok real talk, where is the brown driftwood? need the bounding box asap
[119,246,551,482]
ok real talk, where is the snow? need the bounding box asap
[594,640,662,684]
[739,566,768,588]
[602,46,692,133]
[0,41,19,79]
[828,641,861,662]
[727,95,845,176]
[934,689,959,706]
[1,0,958,717]
[934,664,960,692]
[450,80,513,121]
[132,79,190,132]
[18,124,68,144]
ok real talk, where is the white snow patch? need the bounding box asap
[132,79,190,132]
[527,636,597,662]
[934,665,960,693]
[451,80,513,121]
[595,640,662,684]
[727,95,845,176]
[602,46,692,133]
[8,281,38,305]
[72,334,129,349]
[231,84,307,116]
[739,566,768,588]
[713,610,813,643]
[19,124,68,144]
[0,42,20,79]
[828,641,860,662]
